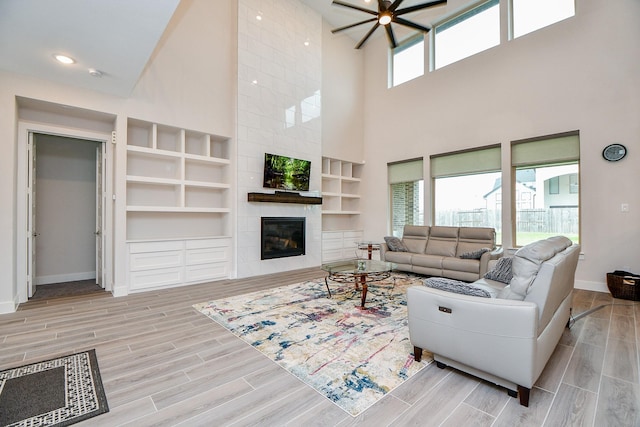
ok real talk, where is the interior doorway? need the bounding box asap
[17,120,113,304]
[30,134,105,299]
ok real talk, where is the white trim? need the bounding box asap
[17,121,114,304]
[574,279,608,294]
[0,296,19,314]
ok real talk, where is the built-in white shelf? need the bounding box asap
[125,118,233,287]
[321,157,365,260]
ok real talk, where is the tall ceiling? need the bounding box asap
[0,0,447,98]
[0,0,181,98]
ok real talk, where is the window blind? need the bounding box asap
[511,132,579,167]
[430,145,500,178]
[388,158,423,184]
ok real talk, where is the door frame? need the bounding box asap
[17,121,113,302]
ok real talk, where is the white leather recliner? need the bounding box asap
[407,236,580,406]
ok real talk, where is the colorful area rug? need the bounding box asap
[0,349,109,426]
[193,273,431,416]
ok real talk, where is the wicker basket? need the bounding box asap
[606,272,640,301]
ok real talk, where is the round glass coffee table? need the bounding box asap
[321,259,397,309]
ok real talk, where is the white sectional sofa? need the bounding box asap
[380,225,502,282]
[407,236,581,406]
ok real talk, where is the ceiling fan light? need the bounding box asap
[378,13,392,25]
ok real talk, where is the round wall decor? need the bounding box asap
[602,144,627,162]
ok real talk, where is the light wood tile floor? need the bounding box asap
[1,268,639,426]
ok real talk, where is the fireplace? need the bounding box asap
[261,217,306,260]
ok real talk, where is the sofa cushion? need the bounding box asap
[425,226,458,257]
[442,257,480,274]
[401,225,429,253]
[456,227,495,258]
[384,236,408,252]
[412,254,443,269]
[459,247,490,259]
[424,277,491,298]
[484,257,513,284]
[505,236,573,299]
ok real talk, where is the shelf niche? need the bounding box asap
[247,192,322,205]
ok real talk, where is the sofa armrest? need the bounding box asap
[379,242,389,261]
[407,285,538,387]
[479,247,503,277]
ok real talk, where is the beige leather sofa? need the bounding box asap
[407,236,580,406]
[381,225,501,282]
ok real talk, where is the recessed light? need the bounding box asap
[54,54,75,64]
[88,68,103,77]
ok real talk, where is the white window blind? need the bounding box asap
[511,132,579,167]
[388,158,423,184]
[430,145,500,178]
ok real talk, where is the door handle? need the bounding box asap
[33,232,40,237]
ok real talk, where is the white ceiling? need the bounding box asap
[0,0,181,98]
[0,0,448,98]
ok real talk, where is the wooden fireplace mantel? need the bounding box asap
[247,192,323,205]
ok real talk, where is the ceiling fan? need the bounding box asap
[331,0,447,49]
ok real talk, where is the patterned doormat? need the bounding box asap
[193,273,431,417]
[0,349,109,426]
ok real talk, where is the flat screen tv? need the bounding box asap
[263,153,311,192]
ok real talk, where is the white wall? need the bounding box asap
[235,0,323,278]
[321,20,365,163]
[356,0,640,290]
[35,135,98,284]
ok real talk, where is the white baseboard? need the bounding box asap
[0,296,19,314]
[575,279,609,293]
[36,271,96,285]
[112,284,129,297]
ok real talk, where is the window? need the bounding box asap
[391,35,424,87]
[434,0,500,70]
[511,132,580,246]
[511,0,575,39]
[431,145,501,241]
[389,158,424,237]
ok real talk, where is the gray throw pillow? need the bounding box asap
[459,247,490,259]
[484,257,513,284]
[424,277,491,298]
[384,236,408,252]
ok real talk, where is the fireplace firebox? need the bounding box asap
[261,217,306,260]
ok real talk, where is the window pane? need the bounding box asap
[512,0,575,39]
[435,0,500,69]
[515,164,579,246]
[434,172,502,240]
[390,180,424,237]
[392,37,424,87]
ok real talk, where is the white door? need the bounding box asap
[96,143,106,287]
[26,133,37,298]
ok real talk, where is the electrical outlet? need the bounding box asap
[621,203,629,212]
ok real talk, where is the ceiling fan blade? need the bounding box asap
[389,0,405,13]
[332,0,378,16]
[332,17,378,33]
[393,16,431,33]
[385,24,398,49]
[395,0,447,16]
[355,22,381,49]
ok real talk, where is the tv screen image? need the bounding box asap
[263,153,311,192]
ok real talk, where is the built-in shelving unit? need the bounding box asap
[321,157,364,261]
[125,119,232,291]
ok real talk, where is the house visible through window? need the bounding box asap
[511,132,580,246]
[388,158,424,237]
[391,35,424,87]
[431,145,501,242]
[434,0,500,70]
[511,0,575,39]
